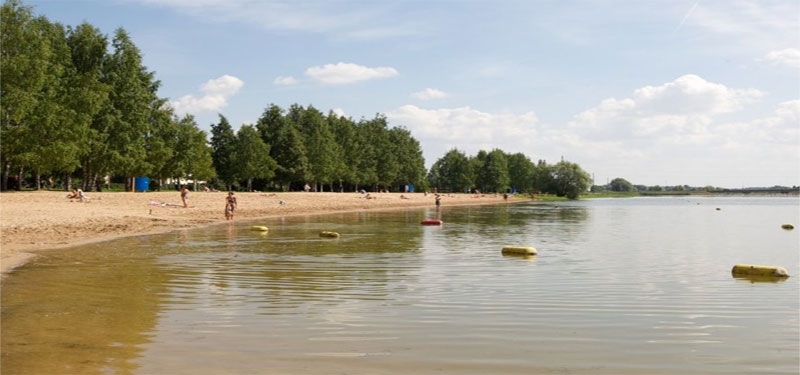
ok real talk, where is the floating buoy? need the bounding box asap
[715,208,721,211]
[421,219,443,226]
[501,246,538,256]
[251,226,269,231]
[781,224,794,230]
[319,231,340,238]
[731,264,789,278]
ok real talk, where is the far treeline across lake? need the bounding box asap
[0,0,592,198]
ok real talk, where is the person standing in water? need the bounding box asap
[435,194,441,208]
[225,191,237,220]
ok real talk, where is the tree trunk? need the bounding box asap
[1,163,9,191]
[35,171,41,191]
[193,177,198,192]
[94,173,102,192]
[247,178,253,192]
[82,168,91,191]
[17,166,24,191]
[66,173,71,191]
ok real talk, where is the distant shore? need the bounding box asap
[1,191,518,277]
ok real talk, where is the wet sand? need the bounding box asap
[1,191,517,276]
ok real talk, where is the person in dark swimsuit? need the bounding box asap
[435,194,441,208]
[225,192,237,220]
[181,186,190,208]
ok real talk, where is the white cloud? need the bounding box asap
[273,76,299,85]
[388,75,797,187]
[411,88,448,100]
[387,105,540,166]
[304,62,398,85]
[332,108,347,117]
[760,48,800,69]
[171,74,243,115]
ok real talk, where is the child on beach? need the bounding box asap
[180,186,190,208]
[66,189,88,202]
[225,192,237,220]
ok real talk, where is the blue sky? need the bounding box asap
[29,0,799,187]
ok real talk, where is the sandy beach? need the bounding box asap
[1,190,517,276]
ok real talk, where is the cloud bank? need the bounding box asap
[172,74,244,115]
[387,75,798,187]
[305,62,398,85]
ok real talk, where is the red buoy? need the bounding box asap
[421,219,443,225]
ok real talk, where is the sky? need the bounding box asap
[27,0,800,188]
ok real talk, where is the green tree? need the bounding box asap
[480,149,510,192]
[272,122,309,191]
[389,126,426,191]
[506,152,535,192]
[146,102,177,189]
[429,149,472,192]
[609,177,634,192]
[234,124,276,191]
[210,114,237,190]
[550,160,591,199]
[531,159,553,193]
[328,111,357,191]
[298,106,337,191]
[470,150,488,191]
[1,0,50,189]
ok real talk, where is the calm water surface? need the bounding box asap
[2,197,798,374]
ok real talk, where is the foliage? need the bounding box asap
[609,177,634,192]
[550,160,592,199]
[234,125,276,191]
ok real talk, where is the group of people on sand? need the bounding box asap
[66,188,88,202]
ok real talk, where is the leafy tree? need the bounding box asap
[210,114,237,190]
[389,126,426,191]
[234,125,276,191]
[352,119,379,190]
[470,150,488,191]
[480,149,510,192]
[506,152,535,192]
[609,177,634,192]
[429,149,472,192]
[298,105,337,191]
[328,111,357,191]
[272,122,309,191]
[531,159,553,193]
[550,160,591,199]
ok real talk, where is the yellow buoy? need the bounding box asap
[731,264,789,278]
[250,226,269,231]
[319,231,340,238]
[781,224,794,230]
[501,246,537,256]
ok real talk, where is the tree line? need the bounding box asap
[0,0,427,193]
[1,0,592,198]
[428,149,591,199]
[209,105,426,192]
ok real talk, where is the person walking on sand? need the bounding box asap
[180,186,190,208]
[225,191,237,220]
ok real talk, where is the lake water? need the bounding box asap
[2,197,798,374]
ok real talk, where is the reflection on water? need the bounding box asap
[2,197,798,374]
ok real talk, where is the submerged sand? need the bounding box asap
[1,191,515,275]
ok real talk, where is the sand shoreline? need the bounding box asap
[1,191,523,278]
